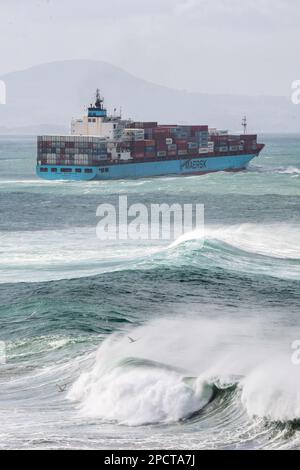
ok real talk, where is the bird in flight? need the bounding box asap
[56,383,68,392]
[128,336,138,343]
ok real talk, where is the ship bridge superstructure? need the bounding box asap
[71,89,126,140]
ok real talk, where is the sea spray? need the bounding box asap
[68,316,299,425]
[241,357,300,422]
[2,223,299,284]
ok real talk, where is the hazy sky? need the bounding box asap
[1,0,299,96]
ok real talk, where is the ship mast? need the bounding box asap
[95,88,104,109]
[242,115,247,134]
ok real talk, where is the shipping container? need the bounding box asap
[156,143,168,151]
[144,139,155,146]
[144,152,156,159]
[132,153,145,159]
[188,142,198,149]
[132,122,157,129]
[168,144,177,151]
[177,145,188,151]
[191,125,209,132]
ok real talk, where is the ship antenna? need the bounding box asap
[242,115,247,134]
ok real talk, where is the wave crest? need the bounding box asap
[68,356,214,426]
[68,317,300,427]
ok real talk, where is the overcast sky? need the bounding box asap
[1,0,299,96]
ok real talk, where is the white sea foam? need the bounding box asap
[0,226,162,283]
[1,222,299,283]
[277,166,300,175]
[68,316,299,426]
[69,365,212,426]
[241,357,300,422]
[248,164,300,176]
[170,223,300,260]
[67,320,221,425]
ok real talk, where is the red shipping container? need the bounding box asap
[132,142,145,149]
[132,152,145,159]
[153,129,171,137]
[144,152,156,159]
[157,125,177,128]
[141,122,158,129]
[155,135,168,141]
[156,144,168,151]
[144,139,155,146]
[175,139,188,145]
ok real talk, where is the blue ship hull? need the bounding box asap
[36,153,257,181]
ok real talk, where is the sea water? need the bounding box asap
[0,134,299,449]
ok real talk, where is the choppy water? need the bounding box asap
[0,134,299,449]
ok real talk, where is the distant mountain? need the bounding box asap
[0,124,68,135]
[0,60,299,134]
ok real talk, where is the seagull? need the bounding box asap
[128,336,138,344]
[56,383,68,393]
[25,311,36,320]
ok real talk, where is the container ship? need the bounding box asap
[36,90,264,181]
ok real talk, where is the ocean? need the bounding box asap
[0,134,299,449]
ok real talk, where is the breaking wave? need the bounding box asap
[1,223,299,284]
[169,223,300,260]
[68,317,300,429]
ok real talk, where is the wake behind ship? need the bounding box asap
[36,90,264,180]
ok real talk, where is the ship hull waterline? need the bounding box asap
[36,153,257,181]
